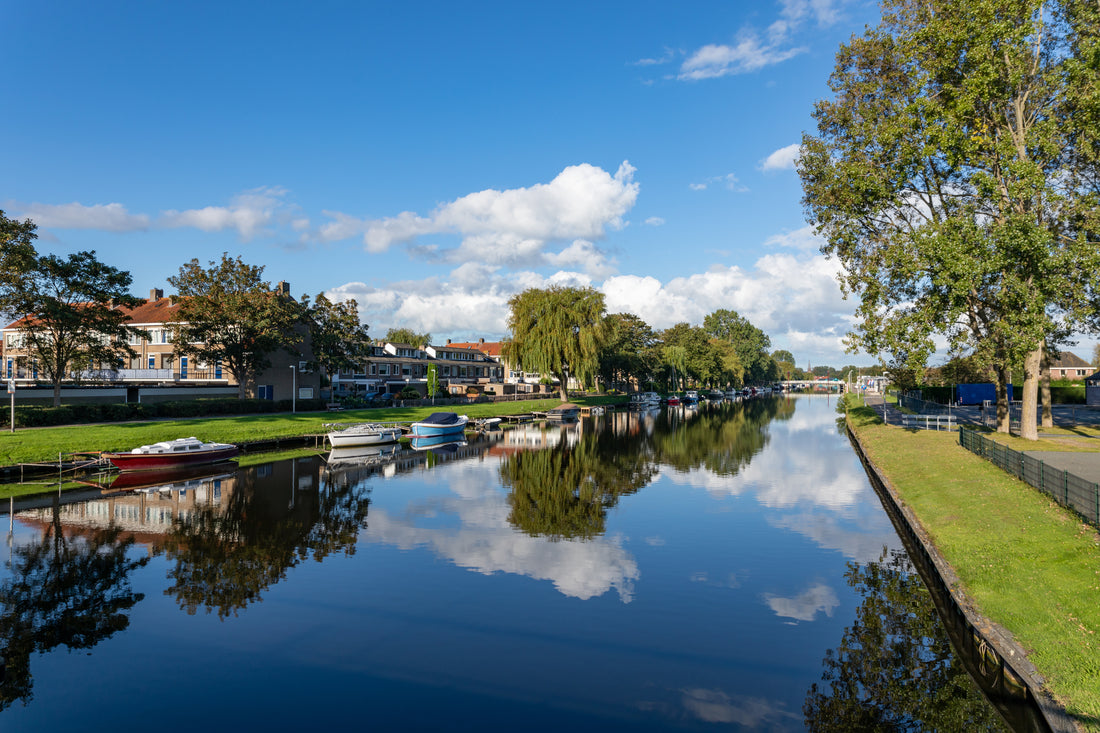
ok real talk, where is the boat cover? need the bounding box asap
[422,412,461,425]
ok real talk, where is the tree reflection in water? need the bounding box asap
[803,549,1008,732]
[502,398,794,539]
[0,504,148,711]
[502,428,656,539]
[159,460,371,619]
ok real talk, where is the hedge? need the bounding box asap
[11,398,328,428]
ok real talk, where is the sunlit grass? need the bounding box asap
[0,397,619,468]
[846,406,1100,730]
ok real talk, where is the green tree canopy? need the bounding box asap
[0,213,145,405]
[598,312,658,392]
[383,327,431,347]
[703,309,772,383]
[168,253,303,399]
[304,292,371,378]
[799,0,1100,438]
[504,286,607,401]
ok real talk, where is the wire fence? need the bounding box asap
[899,392,956,416]
[959,428,1100,528]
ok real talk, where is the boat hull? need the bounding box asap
[327,425,402,448]
[409,414,469,437]
[104,446,239,472]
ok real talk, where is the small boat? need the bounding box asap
[666,396,681,406]
[326,422,402,448]
[473,417,502,431]
[629,392,661,408]
[410,412,469,437]
[682,390,699,405]
[102,437,239,472]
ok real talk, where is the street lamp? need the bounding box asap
[290,364,296,413]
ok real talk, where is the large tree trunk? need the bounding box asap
[1040,344,1053,429]
[558,371,568,402]
[1019,345,1042,441]
[994,365,1011,433]
[52,379,62,408]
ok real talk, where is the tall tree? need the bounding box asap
[800,0,1100,439]
[504,286,607,401]
[304,293,371,381]
[598,312,657,391]
[703,309,772,384]
[383,327,431,347]
[0,214,144,405]
[168,254,302,399]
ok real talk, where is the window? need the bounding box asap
[378,365,389,376]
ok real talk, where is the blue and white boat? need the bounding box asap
[409,412,469,437]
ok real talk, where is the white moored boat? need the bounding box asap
[326,423,403,448]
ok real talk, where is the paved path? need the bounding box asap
[1021,451,1100,485]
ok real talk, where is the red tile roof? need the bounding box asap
[448,341,503,357]
[3,297,182,330]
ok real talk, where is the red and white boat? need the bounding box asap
[102,437,239,472]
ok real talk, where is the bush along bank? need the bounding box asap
[9,398,329,428]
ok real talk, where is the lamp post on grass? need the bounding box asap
[290,364,297,413]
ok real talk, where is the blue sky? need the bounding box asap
[12,0,1082,369]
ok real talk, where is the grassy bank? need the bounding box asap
[0,396,623,469]
[846,405,1100,730]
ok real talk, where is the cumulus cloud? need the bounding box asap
[352,163,639,267]
[12,202,150,231]
[644,217,665,227]
[161,186,295,240]
[760,143,801,171]
[602,251,849,336]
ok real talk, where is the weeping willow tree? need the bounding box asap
[503,286,607,401]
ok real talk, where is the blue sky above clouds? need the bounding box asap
[10,0,1079,368]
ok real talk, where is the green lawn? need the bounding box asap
[0,396,624,468]
[846,405,1100,731]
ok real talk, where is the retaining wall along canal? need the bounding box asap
[846,423,1079,733]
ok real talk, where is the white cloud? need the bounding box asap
[760,143,801,172]
[602,251,850,336]
[677,0,843,81]
[679,38,805,80]
[543,239,616,278]
[161,186,293,240]
[633,47,677,66]
[644,217,665,227]
[13,202,150,231]
[356,162,639,267]
[689,183,707,191]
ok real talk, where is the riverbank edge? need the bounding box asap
[845,416,1080,733]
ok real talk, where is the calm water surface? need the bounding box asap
[0,396,1009,731]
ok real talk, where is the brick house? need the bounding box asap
[2,286,319,402]
[1049,352,1093,381]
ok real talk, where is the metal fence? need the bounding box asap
[899,392,955,416]
[959,428,1100,528]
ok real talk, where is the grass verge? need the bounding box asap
[0,396,623,479]
[846,404,1100,730]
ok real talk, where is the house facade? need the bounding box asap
[1050,352,1093,381]
[1,286,319,402]
[329,338,513,398]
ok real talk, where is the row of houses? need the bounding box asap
[0,286,546,403]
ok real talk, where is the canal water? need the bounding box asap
[0,396,1013,731]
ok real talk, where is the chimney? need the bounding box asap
[276,281,291,296]
[446,338,452,345]
[478,338,484,345]
[150,288,163,300]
